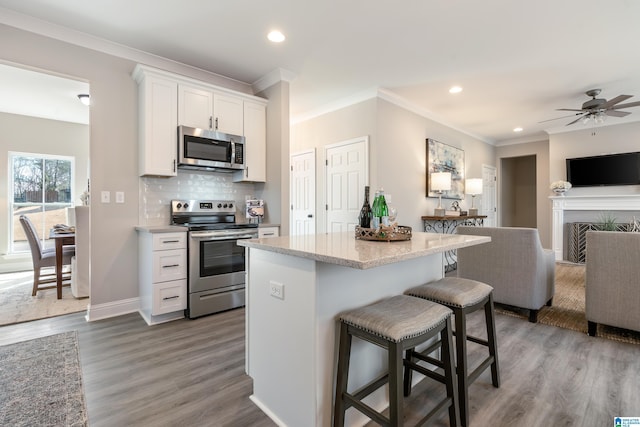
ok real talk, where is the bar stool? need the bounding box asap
[405,277,500,427]
[333,295,459,427]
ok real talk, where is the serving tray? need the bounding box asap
[355,225,412,242]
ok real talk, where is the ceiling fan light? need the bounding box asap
[581,115,591,125]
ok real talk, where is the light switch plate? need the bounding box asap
[115,191,125,203]
[101,191,110,203]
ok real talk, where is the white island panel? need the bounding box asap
[241,231,490,426]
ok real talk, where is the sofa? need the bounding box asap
[585,231,640,336]
[455,226,555,322]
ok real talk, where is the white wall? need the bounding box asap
[292,98,496,233]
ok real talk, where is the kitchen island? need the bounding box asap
[238,231,489,426]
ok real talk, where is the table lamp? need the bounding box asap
[465,178,483,216]
[431,172,451,216]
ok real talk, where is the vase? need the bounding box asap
[553,189,567,196]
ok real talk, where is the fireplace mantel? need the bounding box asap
[551,194,640,260]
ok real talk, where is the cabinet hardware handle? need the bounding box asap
[173,159,176,173]
[162,240,180,243]
[162,264,180,268]
[263,233,275,236]
[215,117,219,130]
[209,116,213,129]
[162,295,180,300]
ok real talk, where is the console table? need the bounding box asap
[421,215,487,272]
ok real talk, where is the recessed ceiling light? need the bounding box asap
[513,127,523,132]
[267,30,285,43]
[449,86,463,94]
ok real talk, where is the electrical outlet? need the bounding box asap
[269,281,284,300]
[101,191,110,203]
[115,191,125,203]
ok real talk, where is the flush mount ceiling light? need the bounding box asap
[449,86,463,94]
[267,30,285,43]
[513,127,523,132]
[77,94,90,106]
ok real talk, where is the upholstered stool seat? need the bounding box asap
[406,277,500,427]
[333,295,460,427]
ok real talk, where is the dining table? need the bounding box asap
[48,229,76,299]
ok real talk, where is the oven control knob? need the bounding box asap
[176,203,182,209]
[228,203,234,209]
[217,203,223,208]
[183,203,189,209]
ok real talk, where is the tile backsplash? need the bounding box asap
[140,170,257,226]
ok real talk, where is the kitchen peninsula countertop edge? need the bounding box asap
[238,231,490,270]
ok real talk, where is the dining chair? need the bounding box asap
[19,215,75,296]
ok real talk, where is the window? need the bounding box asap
[10,152,74,253]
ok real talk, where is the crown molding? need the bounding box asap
[252,68,297,94]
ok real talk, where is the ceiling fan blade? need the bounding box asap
[538,113,582,123]
[566,116,585,126]
[556,108,584,112]
[599,94,633,110]
[605,110,631,117]
[611,100,640,110]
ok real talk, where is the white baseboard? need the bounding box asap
[249,395,287,427]
[86,297,140,322]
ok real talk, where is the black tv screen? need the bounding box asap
[566,152,640,187]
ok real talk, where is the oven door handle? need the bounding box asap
[190,231,257,240]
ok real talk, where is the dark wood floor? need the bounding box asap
[1,308,639,426]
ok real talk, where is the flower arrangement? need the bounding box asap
[550,180,572,192]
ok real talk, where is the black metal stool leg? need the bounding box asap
[333,322,352,427]
[485,294,500,388]
[453,308,470,427]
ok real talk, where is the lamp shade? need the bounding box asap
[431,172,452,192]
[465,178,483,195]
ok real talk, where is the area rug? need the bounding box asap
[495,262,640,345]
[0,331,88,426]
[0,271,89,327]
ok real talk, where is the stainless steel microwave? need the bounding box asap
[177,125,245,172]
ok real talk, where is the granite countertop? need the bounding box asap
[238,231,490,270]
[135,225,188,233]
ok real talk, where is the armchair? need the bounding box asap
[585,231,640,336]
[455,226,555,322]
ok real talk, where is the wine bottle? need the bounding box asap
[378,188,389,226]
[371,190,381,229]
[358,186,372,228]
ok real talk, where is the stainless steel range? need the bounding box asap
[170,199,258,318]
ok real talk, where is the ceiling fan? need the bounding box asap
[541,89,640,126]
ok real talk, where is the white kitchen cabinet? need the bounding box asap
[133,64,267,179]
[258,226,279,238]
[137,229,187,325]
[178,84,243,135]
[233,100,266,183]
[134,68,178,177]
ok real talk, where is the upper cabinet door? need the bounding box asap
[138,75,178,177]
[178,84,214,130]
[213,93,243,135]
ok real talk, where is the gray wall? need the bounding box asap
[0,23,278,312]
[292,98,496,233]
[496,139,551,248]
[0,112,89,267]
[500,155,537,229]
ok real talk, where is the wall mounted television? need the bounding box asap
[566,152,640,187]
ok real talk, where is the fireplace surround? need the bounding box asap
[551,194,640,260]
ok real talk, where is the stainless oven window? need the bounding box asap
[199,239,245,277]
[184,134,230,162]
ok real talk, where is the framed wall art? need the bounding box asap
[426,138,465,199]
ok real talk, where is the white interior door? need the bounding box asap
[290,150,316,236]
[325,137,369,233]
[482,164,497,227]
